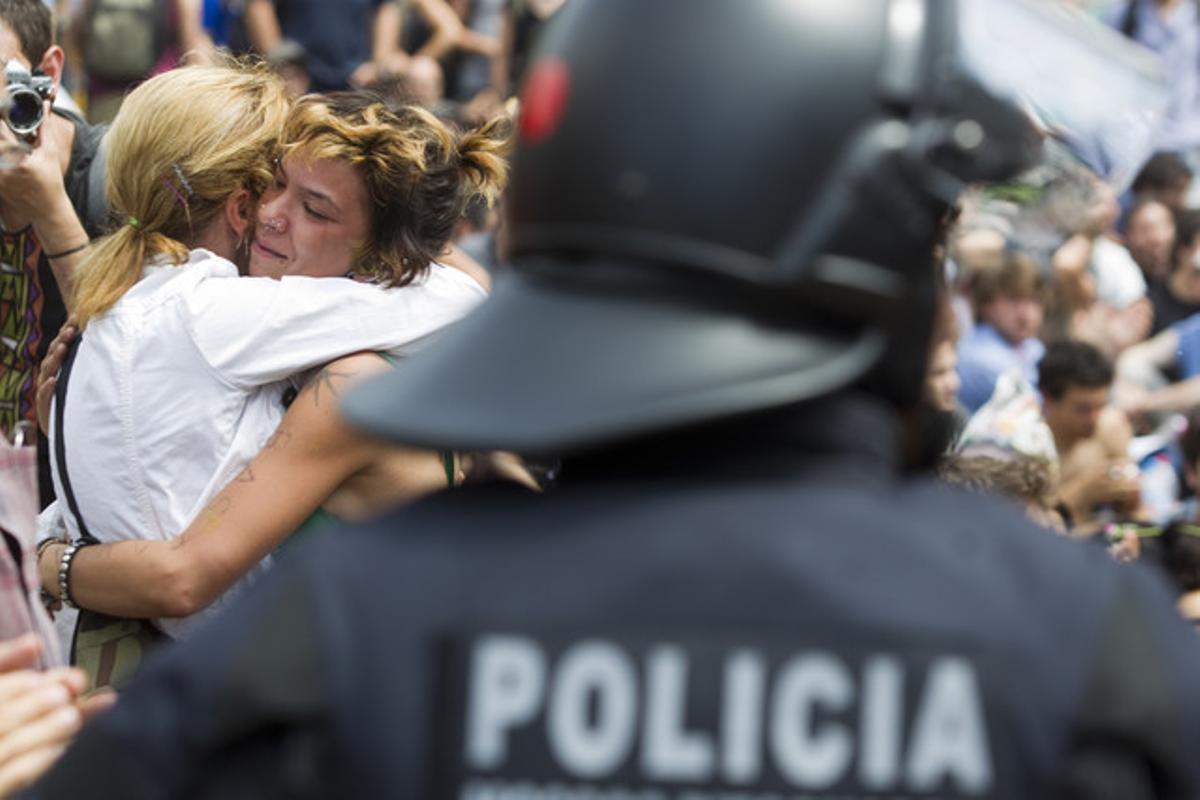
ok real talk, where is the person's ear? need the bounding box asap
[225,188,255,239]
[36,45,65,96]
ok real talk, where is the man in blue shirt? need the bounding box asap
[957,251,1048,412]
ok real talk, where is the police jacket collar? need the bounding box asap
[560,392,899,485]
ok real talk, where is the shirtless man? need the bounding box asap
[1039,339,1141,533]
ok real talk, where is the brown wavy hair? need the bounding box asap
[280,92,511,286]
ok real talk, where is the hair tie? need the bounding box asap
[127,216,142,229]
[161,176,190,210]
[171,163,194,197]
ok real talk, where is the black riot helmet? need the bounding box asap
[343,0,1044,454]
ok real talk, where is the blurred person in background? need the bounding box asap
[1125,198,1178,281]
[0,0,107,512]
[1140,409,1200,627]
[1116,294,1200,417]
[1148,208,1200,333]
[956,249,1047,412]
[1047,173,1152,358]
[71,0,214,123]
[244,0,405,93]
[1131,151,1194,212]
[1039,339,1142,533]
[939,451,1063,532]
[490,0,563,98]
[395,0,503,118]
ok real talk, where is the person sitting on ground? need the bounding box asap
[939,451,1063,532]
[1141,409,1200,628]
[1148,208,1200,335]
[1125,197,1177,282]
[949,370,1064,532]
[1040,339,1141,534]
[956,249,1047,412]
[1130,151,1194,214]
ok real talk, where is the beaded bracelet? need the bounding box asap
[57,541,95,610]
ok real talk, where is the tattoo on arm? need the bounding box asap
[308,366,355,408]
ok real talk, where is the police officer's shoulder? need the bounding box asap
[903,476,1129,608]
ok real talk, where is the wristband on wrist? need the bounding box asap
[44,241,90,260]
[35,536,60,560]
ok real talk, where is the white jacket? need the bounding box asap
[43,248,486,636]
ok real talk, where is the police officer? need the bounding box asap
[35,1,1200,798]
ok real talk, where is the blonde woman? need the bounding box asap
[37,71,505,672]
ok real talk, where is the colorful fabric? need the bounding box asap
[956,371,1059,465]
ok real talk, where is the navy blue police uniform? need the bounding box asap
[33,397,1200,798]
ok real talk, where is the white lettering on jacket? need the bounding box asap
[462,635,993,795]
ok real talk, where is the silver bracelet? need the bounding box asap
[58,543,84,610]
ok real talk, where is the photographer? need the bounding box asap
[0,0,106,508]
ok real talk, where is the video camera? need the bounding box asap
[3,60,54,141]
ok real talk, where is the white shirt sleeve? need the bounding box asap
[182,264,487,389]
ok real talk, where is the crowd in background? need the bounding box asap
[925,0,1200,632]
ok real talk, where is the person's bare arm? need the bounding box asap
[1137,376,1200,416]
[1118,327,1181,382]
[40,354,392,619]
[411,0,464,60]
[490,5,514,96]
[372,1,406,68]
[175,0,216,64]
[1115,327,1187,417]
[244,0,284,54]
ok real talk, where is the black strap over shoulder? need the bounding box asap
[53,336,97,545]
[1120,1,1138,38]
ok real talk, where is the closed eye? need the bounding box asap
[304,203,333,222]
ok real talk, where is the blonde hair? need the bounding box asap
[73,61,290,326]
[281,92,510,285]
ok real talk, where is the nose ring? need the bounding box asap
[261,216,285,234]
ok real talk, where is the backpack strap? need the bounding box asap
[86,131,109,235]
[1121,0,1138,38]
[53,337,97,545]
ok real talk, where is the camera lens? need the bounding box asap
[6,87,43,135]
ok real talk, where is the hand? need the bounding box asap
[378,51,412,79]
[461,451,541,491]
[35,319,78,435]
[1093,460,1142,512]
[0,103,71,222]
[0,635,113,797]
[1107,528,1141,563]
[349,60,381,88]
